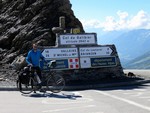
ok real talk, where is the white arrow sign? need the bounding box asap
[79,46,113,57]
[42,48,78,59]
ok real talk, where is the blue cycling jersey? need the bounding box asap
[26,49,45,67]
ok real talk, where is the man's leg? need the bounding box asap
[35,67,45,92]
[35,67,42,79]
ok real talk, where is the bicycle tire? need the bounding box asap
[17,77,35,94]
[47,74,65,93]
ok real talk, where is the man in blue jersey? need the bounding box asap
[26,43,45,90]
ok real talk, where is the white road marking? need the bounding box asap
[95,91,150,111]
[42,105,95,113]
[42,97,93,105]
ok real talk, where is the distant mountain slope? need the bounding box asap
[99,29,150,65]
[124,51,150,69]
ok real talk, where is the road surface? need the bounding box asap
[1,83,150,113]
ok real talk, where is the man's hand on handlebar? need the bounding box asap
[28,64,33,67]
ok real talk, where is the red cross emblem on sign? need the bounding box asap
[69,58,79,69]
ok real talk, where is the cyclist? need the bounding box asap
[26,43,46,91]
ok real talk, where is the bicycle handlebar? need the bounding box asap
[47,60,56,68]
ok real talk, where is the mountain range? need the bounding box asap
[123,50,150,69]
[98,29,150,69]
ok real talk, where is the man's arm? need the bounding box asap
[26,51,32,65]
[40,51,47,63]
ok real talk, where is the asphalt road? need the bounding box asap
[1,83,150,113]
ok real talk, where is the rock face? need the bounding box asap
[0,0,84,64]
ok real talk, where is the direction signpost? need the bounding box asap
[79,46,113,57]
[41,46,116,70]
[91,57,117,67]
[42,48,78,59]
[79,46,115,68]
[41,33,119,70]
[42,48,79,70]
[40,17,124,80]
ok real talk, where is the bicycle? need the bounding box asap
[17,60,65,94]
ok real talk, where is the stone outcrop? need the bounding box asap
[0,0,84,64]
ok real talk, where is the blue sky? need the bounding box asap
[70,0,150,32]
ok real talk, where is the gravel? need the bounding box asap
[0,64,17,86]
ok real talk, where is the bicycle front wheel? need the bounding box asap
[47,74,65,93]
[18,77,35,94]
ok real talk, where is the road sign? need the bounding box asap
[59,33,97,45]
[80,57,91,68]
[41,46,116,70]
[79,46,113,57]
[42,48,78,59]
[68,58,79,69]
[40,59,69,70]
[91,57,117,67]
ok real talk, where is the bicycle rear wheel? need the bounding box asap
[47,74,65,93]
[17,77,35,94]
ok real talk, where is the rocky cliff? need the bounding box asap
[0,0,84,64]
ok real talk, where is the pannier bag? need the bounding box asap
[19,67,30,84]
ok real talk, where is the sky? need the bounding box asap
[70,0,150,33]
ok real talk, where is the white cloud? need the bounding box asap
[81,19,101,28]
[101,16,118,31]
[128,10,150,29]
[117,11,128,20]
[81,10,150,31]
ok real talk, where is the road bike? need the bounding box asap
[17,60,65,94]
